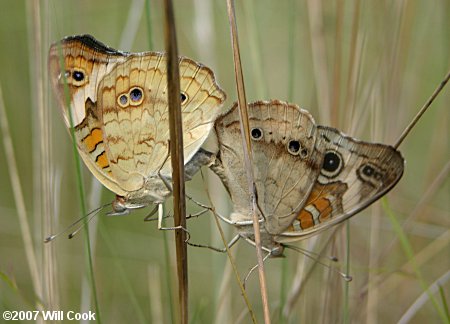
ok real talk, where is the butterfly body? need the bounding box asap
[49,35,226,214]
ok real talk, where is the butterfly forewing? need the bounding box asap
[49,34,226,207]
[278,126,404,241]
[48,35,127,128]
[49,35,130,195]
[98,54,226,193]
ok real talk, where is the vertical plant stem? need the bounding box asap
[343,0,360,129]
[57,48,102,323]
[200,172,257,323]
[226,0,270,322]
[307,0,331,125]
[163,229,175,323]
[343,222,350,324]
[26,0,47,313]
[242,0,268,98]
[331,0,343,126]
[143,2,175,320]
[119,0,145,50]
[280,1,296,322]
[0,86,43,305]
[287,0,296,103]
[145,0,153,49]
[163,0,188,322]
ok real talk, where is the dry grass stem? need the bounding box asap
[119,0,145,51]
[148,265,164,323]
[0,86,43,302]
[394,70,450,149]
[226,0,270,322]
[398,270,450,324]
[163,0,189,321]
[307,0,331,125]
[200,171,257,323]
[26,1,51,319]
[283,230,340,317]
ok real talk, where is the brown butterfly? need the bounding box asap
[209,100,404,255]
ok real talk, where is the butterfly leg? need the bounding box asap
[186,234,241,253]
[156,203,191,241]
[143,204,159,221]
[185,200,258,227]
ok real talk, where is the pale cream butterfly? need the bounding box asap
[49,35,227,215]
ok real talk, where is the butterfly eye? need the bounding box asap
[118,94,129,107]
[251,128,263,140]
[180,92,188,104]
[320,151,343,178]
[129,87,144,105]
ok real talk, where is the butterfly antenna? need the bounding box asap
[394,70,450,149]
[44,203,110,242]
[285,244,352,282]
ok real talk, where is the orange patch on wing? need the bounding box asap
[96,151,109,169]
[298,210,314,229]
[314,197,332,222]
[294,184,333,229]
[83,128,103,153]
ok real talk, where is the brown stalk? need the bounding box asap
[226,0,271,322]
[163,0,188,322]
[394,70,450,149]
[342,0,361,129]
[307,0,331,125]
[0,86,43,303]
[330,0,344,127]
[200,172,258,323]
[26,0,48,311]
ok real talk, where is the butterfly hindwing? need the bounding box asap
[212,100,323,235]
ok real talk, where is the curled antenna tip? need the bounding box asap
[343,274,353,282]
[68,233,75,239]
[44,235,55,243]
[329,256,339,262]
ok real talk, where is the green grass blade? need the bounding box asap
[383,198,448,322]
[57,48,102,323]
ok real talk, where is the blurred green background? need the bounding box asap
[0,0,448,323]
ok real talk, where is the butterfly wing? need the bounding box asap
[278,126,404,241]
[212,100,323,235]
[49,35,226,197]
[49,35,130,195]
[97,54,226,193]
[48,35,127,129]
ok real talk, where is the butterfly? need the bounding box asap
[209,100,404,255]
[48,35,227,215]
